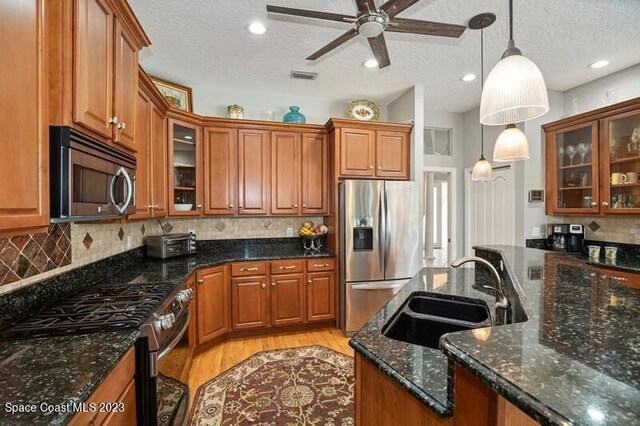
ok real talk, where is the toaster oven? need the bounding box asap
[145,233,196,259]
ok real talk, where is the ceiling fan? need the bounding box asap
[266,0,466,69]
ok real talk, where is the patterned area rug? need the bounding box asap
[158,374,188,426]
[189,346,354,425]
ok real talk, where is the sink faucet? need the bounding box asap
[450,256,510,325]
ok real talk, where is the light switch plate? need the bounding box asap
[286,227,293,237]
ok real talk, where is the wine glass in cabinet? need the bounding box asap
[546,120,600,214]
[168,118,203,216]
[602,109,640,214]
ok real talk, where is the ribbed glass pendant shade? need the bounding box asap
[479,54,549,125]
[472,157,493,181]
[493,124,530,162]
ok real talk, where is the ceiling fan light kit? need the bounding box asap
[493,123,530,162]
[479,0,549,126]
[266,0,466,69]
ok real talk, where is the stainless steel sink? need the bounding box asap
[382,293,491,349]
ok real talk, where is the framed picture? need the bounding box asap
[150,76,193,112]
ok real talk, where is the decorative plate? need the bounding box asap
[347,99,380,121]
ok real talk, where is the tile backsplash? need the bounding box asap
[548,216,640,244]
[0,216,323,294]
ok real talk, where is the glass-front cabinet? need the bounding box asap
[547,121,600,214]
[602,110,640,214]
[168,118,203,216]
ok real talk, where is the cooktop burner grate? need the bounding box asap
[1,282,176,339]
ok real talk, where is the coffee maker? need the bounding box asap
[550,224,584,253]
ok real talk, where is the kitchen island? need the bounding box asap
[350,245,640,426]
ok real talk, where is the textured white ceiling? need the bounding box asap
[130,0,640,113]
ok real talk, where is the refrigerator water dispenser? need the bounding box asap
[353,227,373,251]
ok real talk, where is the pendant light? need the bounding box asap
[493,123,530,161]
[479,0,548,126]
[470,13,495,181]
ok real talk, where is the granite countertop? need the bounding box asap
[0,331,139,425]
[350,246,640,425]
[0,238,334,425]
[585,256,640,273]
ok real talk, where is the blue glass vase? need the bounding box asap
[282,106,306,123]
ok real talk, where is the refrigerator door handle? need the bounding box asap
[384,187,390,271]
[351,283,406,290]
[378,189,384,271]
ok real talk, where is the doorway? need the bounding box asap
[423,168,456,267]
[464,165,515,255]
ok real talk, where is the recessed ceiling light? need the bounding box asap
[363,59,378,69]
[588,60,609,69]
[460,73,477,82]
[248,21,266,35]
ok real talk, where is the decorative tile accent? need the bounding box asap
[0,224,72,286]
[589,221,601,232]
[162,222,174,234]
[215,221,225,232]
[263,219,272,229]
[117,227,125,241]
[82,233,93,250]
[141,224,146,235]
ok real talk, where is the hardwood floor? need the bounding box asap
[187,327,352,403]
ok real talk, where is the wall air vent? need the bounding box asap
[290,70,319,80]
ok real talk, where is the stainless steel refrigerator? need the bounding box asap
[339,180,420,335]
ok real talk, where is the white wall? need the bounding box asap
[192,85,388,125]
[563,64,640,116]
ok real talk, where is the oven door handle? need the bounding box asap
[110,167,133,214]
[157,308,190,361]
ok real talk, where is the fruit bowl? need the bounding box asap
[174,203,193,211]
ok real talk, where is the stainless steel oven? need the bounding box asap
[50,126,136,221]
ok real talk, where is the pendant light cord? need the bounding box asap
[480,26,485,157]
[509,0,514,41]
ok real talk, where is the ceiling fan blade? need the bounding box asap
[306,28,359,60]
[380,0,419,17]
[368,33,391,68]
[266,5,355,23]
[387,18,466,38]
[354,0,377,13]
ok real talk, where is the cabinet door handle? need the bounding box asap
[271,282,276,286]
[261,283,266,288]
[602,202,609,207]
[197,204,202,208]
[369,165,374,170]
[293,204,298,208]
[307,280,312,284]
[302,204,307,208]
[117,122,126,130]
[108,116,118,124]
[229,204,234,208]
[313,263,329,267]
[197,279,204,284]
[241,267,259,272]
[377,166,382,170]
[279,265,296,270]
[239,204,243,208]
[591,201,598,206]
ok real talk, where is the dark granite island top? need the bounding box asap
[350,245,640,425]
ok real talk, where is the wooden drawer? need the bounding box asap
[102,378,137,426]
[231,261,267,277]
[271,259,304,274]
[306,258,335,272]
[596,267,640,290]
[69,346,136,426]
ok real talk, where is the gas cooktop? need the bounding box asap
[1,282,176,340]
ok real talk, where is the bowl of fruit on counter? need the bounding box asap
[299,221,328,251]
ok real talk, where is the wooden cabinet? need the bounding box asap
[204,127,238,215]
[231,275,269,330]
[271,132,300,215]
[196,266,230,344]
[169,118,203,216]
[329,120,413,180]
[301,132,329,214]
[306,272,335,322]
[73,0,114,139]
[595,267,640,290]
[69,347,136,426]
[544,97,640,215]
[340,128,376,177]
[112,19,138,151]
[238,129,270,215]
[270,273,305,326]
[132,69,168,220]
[0,0,49,234]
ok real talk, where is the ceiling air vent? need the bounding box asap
[290,70,318,80]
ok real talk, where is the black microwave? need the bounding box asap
[50,126,136,222]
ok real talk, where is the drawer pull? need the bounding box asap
[313,263,329,267]
[197,279,204,284]
[261,282,266,288]
[241,267,259,272]
[279,265,296,270]
[307,280,312,284]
